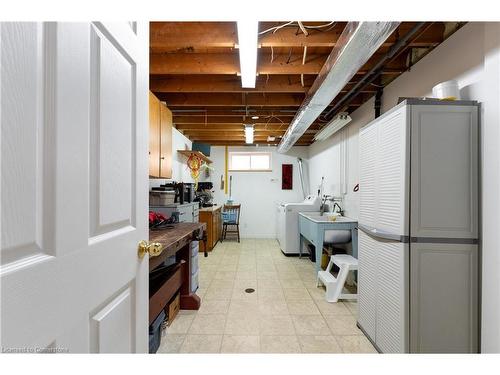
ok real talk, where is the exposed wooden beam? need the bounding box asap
[150,53,407,76]
[157,93,305,107]
[176,123,289,130]
[151,75,314,93]
[259,25,343,47]
[172,110,298,118]
[150,22,237,51]
[151,75,377,94]
[205,141,311,146]
[150,53,327,75]
[150,22,445,51]
[173,116,293,124]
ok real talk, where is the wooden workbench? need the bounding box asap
[148,222,206,324]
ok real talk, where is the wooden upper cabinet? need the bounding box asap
[149,91,161,177]
[160,104,173,178]
[149,91,172,178]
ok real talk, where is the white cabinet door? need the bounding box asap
[376,106,409,236]
[410,104,479,239]
[359,123,378,228]
[1,22,149,353]
[375,240,408,353]
[357,231,378,341]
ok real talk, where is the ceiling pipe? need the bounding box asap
[322,22,427,120]
[277,22,400,153]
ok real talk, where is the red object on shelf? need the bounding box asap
[282,164,293,190]
[149,211,168,227]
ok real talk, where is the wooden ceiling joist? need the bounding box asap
[149,21,461,146]
[157,92,305,107]
[150,52,327,75]
[151,75,314,93]
[150,75,378,94]
[173,116,294,124]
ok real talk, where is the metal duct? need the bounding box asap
[277,21,400,153]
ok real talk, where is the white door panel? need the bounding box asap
[376,106,409,236]
[357,231,377,340]
[359,123,378,228]
[1,22,149,353]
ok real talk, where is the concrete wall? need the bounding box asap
[307,22,500,352]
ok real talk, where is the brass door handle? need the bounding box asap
[138,240,164,259]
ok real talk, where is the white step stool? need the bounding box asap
[317,254,358,303]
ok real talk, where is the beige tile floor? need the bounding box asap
[157,239,377,354]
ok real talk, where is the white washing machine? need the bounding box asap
[276,195,321,255]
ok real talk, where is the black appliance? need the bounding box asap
[196,181,213,192]
[175,182,195,204]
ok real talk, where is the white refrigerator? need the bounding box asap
[357,99,479,353]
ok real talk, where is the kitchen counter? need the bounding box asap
[199,204,222,212]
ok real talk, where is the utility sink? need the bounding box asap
[299,212,359,271]
[299,212,357,244]
[299,212,357,224]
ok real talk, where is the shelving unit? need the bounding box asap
[177,150,212,164]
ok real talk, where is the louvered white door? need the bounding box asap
[357,231,378,341]
[1,22,149,353]
[376,106,409,236]
[359,122,378,228]
[375,240,408,353]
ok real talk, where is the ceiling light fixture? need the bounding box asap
[244,125,254,144]
[313,113,352,142]
[251,115,259,120]
[237,20,258,88]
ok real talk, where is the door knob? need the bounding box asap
[138,240,164,259]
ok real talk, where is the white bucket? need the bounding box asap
[432,80,460,100]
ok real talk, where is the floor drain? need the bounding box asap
[244,288,255,293]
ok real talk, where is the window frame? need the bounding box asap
[228,151,273,172]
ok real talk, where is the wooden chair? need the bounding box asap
[221,204,241,242]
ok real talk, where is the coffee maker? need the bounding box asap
[175,182,195,204]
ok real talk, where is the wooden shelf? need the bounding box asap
[177,150,212,164]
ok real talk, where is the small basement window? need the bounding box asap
[228,152,272,172]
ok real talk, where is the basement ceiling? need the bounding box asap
[149,21,465,146]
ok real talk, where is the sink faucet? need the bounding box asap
[320,195,344,216]
[333,202,344,216]
[320,195,333,216]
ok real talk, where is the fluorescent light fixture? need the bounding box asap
[313,113,352,141]
[244,125,254,144]
[251,115,259,120]
[237,20,258,88]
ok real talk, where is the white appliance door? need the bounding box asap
[358,229,408,353]
[359,104,409,237]
[1,22,149,353]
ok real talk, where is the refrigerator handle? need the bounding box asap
[358,224,409,243]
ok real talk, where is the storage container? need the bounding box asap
[166,293,180,326]
[432,80,460,100]
[148,310,166,354]
[191,270,199,293]
[190,241,199,256]
[191,254,198,275]
[149,191,176,206]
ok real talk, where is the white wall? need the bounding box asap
[202,146,308,238]
[307,22,500,352]
[149,127,194,189]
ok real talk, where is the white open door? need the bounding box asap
[1,22,149,353]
